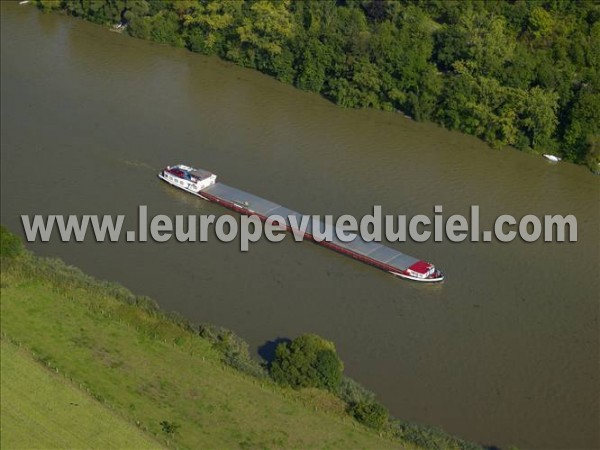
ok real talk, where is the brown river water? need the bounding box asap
[1,3,598,449]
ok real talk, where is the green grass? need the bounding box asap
[1,339,162,449]
[0,254,400,449]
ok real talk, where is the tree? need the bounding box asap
[584,134,600,172]
[62,0,123,23]
[181,0,240,55]
[38,0,62,11]
[563,89,600,161]
[270,334,343,391]
[235,0,294,59]
[438,61,523,149]
[528,6,555,41]
[47,0,600,170]
[520,86,558,151]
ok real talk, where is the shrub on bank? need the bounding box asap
[337,376,376,405]
[0,225,482,448]
[270,334,343,392]
[349,400,389,431]
[337,376,390,430]
[391,419,482,450]
[0,225,23,259]
[198,323,267,379]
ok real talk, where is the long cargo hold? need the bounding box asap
[159,164,444,282]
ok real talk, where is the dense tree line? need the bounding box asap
[39,0,600,171]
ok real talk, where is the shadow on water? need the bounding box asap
[258,337,291,365]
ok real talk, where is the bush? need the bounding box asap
[0,225,23,259]
[390,419,482,450]
[349,401,389,431]
[133,295,160,313]
[270,334,343,391]
[160,420,180,435]
[337,376,376,406]
[198,324,267,379]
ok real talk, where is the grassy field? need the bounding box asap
[1,339,162,449]
[0,252,401,449]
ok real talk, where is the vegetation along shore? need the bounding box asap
[36,0,600,172]
[1,225,492,449]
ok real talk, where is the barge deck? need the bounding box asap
[159,164,444,282]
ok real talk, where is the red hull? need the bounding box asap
[194,189,442,281]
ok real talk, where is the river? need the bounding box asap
[1,4,598,449]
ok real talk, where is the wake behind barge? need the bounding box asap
[159,164,444,282]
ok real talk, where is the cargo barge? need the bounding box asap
[159,164,444,282]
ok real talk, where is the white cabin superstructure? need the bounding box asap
[159,164,217,193]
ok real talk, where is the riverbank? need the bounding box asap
[0,234,394,448]
[34,0,600,172]
[1,226,482,449]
